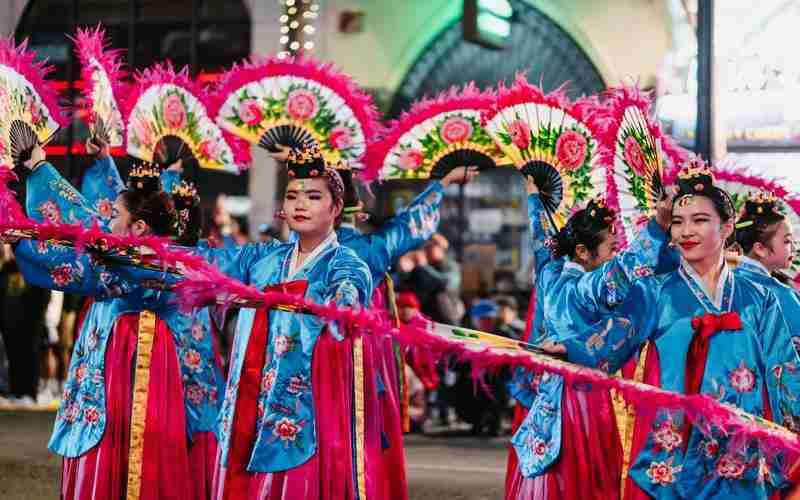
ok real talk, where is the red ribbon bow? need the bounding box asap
[681,311,742,449]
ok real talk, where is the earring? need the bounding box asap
[275,209,286,220]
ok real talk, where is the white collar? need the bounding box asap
[737,255,770,276]
[288,231,338,279]
[680,257,730,310]
[563,260,586,274]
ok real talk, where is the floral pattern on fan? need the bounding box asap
[385,112,498,180]
[220,80,363,164]
[126,84,238,172]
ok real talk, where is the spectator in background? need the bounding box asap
[257,223,281,244]
[405,234,465,325]
[494,295,525,340]
[0,244,50,407]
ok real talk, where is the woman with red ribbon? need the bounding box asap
[607,161,800,499]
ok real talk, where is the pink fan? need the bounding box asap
[212,54,380,170]
[364,83,505,181]
[0,37,65,169]
[596,85,689,247]
[123,62,250,172]
[73,25,128,147]
[482,75,607,229]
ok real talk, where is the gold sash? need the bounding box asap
[126,310,157,500]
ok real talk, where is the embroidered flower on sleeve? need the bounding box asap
[51,263,78,287]
[83,406,101,424]
[729,362,756,393]
[74,363,88,383]
[183,349,202,372]
[633,265,654,278]
[715,453,747,479]
[287,375,308,395]
[62,402,81,423]
[646,458,682,486]
[186,384,205,405]
[38,200,62,224]
[652,419,682,453]
[261,368,277,393]
[273,417,302,443]
[96,198,113,220]
[698,438,719,458]
[191,322,205,341]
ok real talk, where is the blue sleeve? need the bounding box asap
[527,194,556,276]
[571,218,668,314]
[197,242,280,284]
[324,250,373,340]
[361,181,445,272]
[26,162,100,228]
[80,156,125,223]
[759,289,800,433]
[160,169,180,194]
[13,240,132,299]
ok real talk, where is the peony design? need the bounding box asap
[633,265,654,278]
[715,453,747,479]
[262,369,276,393]
[163,94,187,129]
[398,149,424,171]
[440,116,473,144]
[39,200,62,224]
[729,362,756,393]
[646,459,681,486]
[62,402,81,423]
[508,120,531,150]
[699,438,719,459]
[96,198,113,220]
[238,99,263,127]
[555,130,588,171]
[273,417,302,442]
[75,364,88,383]
[273,335,294,357]
[285,89,319,121]
[652,420,682,453]
[131,117,155,148]
[191,322,205,341]
[186,384,204,405]
[183,349,202,372]
[51,264,77,287]
[623,136,648,176]
[83,406,101,424]
[328,126,353,151]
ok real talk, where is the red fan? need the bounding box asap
[73,25,128,148]
[212,54,380,170]
[364,83,505,181]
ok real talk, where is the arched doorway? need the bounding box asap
[386,1,605,297]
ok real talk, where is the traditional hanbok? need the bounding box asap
[197,229,373,500]
[14,160,224,500]
[507,193,672,500]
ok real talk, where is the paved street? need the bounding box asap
[0,412,508,499]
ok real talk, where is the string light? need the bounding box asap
[279,0,319,55]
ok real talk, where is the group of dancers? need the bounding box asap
[1,23,800,500]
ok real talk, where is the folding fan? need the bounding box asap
[482,75,607,229]
[597,86,676,247]
[123,62,250,173]
[0,37,65,169]
[212,54,380,169]
[73,25,127,147]
[713,162,800,284]
[364,83,505,181]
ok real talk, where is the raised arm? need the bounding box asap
[80,144,124,225]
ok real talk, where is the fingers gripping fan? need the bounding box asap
[712,163,800,284]
[0,37,65,168]
[597,86,670,247]
[483,76,606,229]
[213,55,380,169]
[364,83,505,181]
[123,63,246,173]
[73,26,128,147]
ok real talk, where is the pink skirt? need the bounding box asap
[213,330,359,500]
[60,313,192,500]
[506,383,623,500]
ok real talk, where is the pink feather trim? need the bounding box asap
[210,54,381,153]
[72,25,129,127]
[0,37,66,127]
[362,82,496,181]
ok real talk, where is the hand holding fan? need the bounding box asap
[0,37,65,169]
[364,83,505,181]
[482,75,606,229]
[123,62,249,172]
[212,54,380,169]
[73,25,128,147]
[597,85,678,247]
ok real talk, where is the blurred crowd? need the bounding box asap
[0,195,529,438]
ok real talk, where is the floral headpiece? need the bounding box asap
[127,162,161,193]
